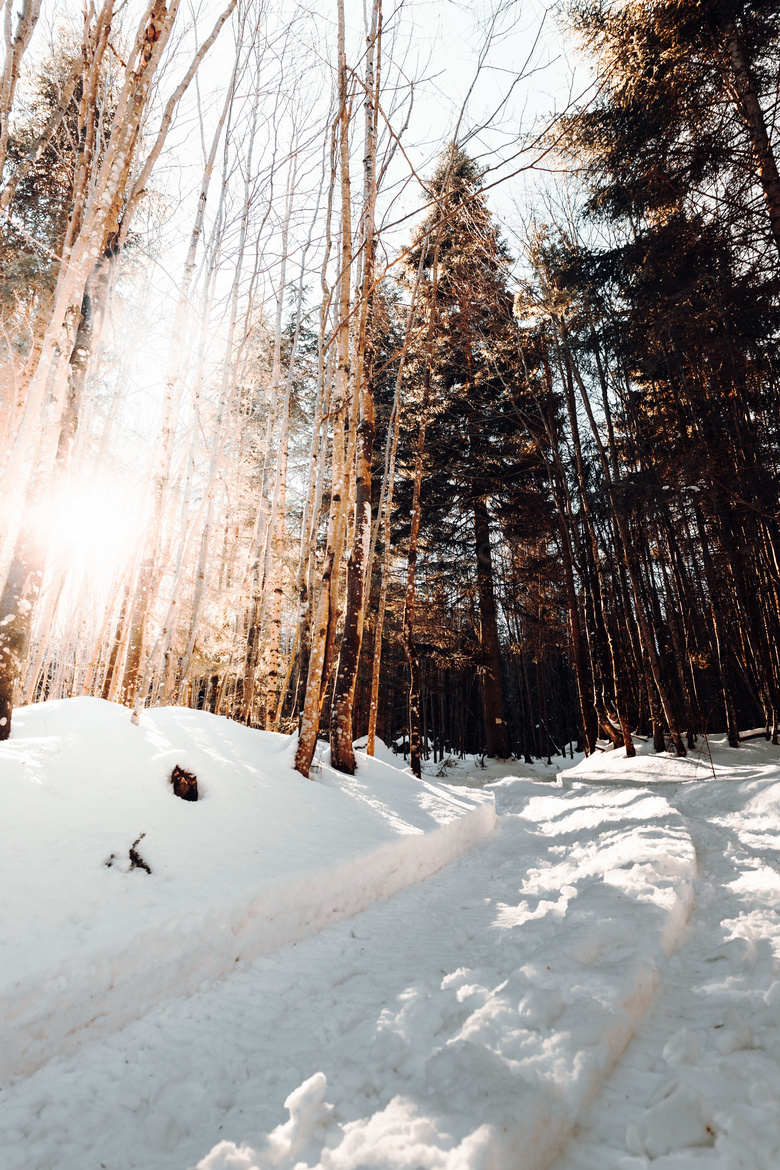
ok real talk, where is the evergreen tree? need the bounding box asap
[534,0,780,748]
[398,147,555,759]
[565,0,780,260]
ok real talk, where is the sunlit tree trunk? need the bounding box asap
[473,499,511,758]
[0,0,42,180]
[365,249,427,756]
[404,353,431,779]
[124,13,250,719]
[330,0,381,773]
[0,0,238,738]
[719,19,780,261]
[295,2,353,777]
[261,169,299,729]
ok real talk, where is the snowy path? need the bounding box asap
[1,776,693,1170]
[6,707,780,1170]
[553,777,780,1170]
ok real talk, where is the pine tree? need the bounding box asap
[399,147,538,760]
[541,0,780,748]
[565,0,780,259]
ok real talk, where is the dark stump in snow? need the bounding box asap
[171,764,199,801]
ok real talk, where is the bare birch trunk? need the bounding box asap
[473,499,511,758]
[330,0,381,773]
[287,127,337,727]
[175,499,213,703]
[259,170,297,728]
[124,17,249,718]
[2,2,180,514]
[404,357,431,780]
[21,567,67,704]
[78,572,126,697]
[0,0,42,180]
[295,4,354,778]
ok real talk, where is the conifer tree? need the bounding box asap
[540,0,780,748]
[400,147,531,759]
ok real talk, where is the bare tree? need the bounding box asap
[0,0,238,739]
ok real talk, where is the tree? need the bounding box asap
[533,0,780,750]
[565,0,780,259]
[0,0,238,740]
[398,147,532,762]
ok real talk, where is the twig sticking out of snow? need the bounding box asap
[128,834,152,874]
[105,834,152,874]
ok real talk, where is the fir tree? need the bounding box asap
[398,147,554,759]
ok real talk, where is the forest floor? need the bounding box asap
[2,700,780,1169]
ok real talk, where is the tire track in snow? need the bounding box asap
[0,780,695,1170]
[552,781,780,1170]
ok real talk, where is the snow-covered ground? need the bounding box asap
[1,698,493,1083]
[2,702,780,1169]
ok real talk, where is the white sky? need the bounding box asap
[149,0,586,252]
[27,0,585,275]
[16,0,589,487]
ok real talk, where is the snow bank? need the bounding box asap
[196,773,697,1170]
[0,699,494,1082]
[559,728,780,788]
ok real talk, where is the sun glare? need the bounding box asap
[43,478,143,578]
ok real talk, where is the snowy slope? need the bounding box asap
[0,699,494,1082]
[0,700,696,1170]
[7,705,780,1170]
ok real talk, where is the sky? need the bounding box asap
[100,0,584,411]
[12,0,589,564]
[147,0,586,258]
[25,0,585,299]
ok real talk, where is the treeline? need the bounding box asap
[520,0,780,756]
[1,0,779,774]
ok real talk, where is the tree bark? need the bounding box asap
[720,20,780,260]
[0,0,42,180]
[294,8,353,777]
[330,0,381,773]
[473,500,511,757]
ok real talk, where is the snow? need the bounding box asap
[0,698,494,1083]
[2,706,780,1170]
[555,736,780,1170]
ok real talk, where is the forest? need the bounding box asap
[1,0,779,779]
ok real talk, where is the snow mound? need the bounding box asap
[0,698,494,1082]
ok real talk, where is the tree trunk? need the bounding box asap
[0,503,46,736]
[473,500,511,757]
[330,0,381,773]
[559,318,686,755]
[720,20,780,260]
[295,1,353,777]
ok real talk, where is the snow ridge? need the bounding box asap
[2,798,495,1084]
[0,700,495,1084]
